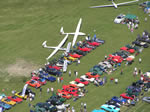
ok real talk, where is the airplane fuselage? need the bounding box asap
[112,1,118,8]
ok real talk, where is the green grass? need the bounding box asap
[0,0,150,112]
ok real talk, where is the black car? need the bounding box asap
[105,99,121,108]
[132,40,149,48]
[72,50,87,56]
[46,95,66,106]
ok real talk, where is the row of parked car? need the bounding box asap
[91,31,150,112]
[31,37,105,112]
[25,36,105,89]
[92,71,150,112]
[0,88,35,111]
[0,35,105,112]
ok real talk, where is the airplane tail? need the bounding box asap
[63,60,68,72]
[21,84,28,97]
[42,41,47,48]
[66,42,71,53]
[60,27,64,34]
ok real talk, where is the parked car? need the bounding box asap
[142,97,150,103]
[69,81,85,88]
[75,78,89,85]
[101,104,120,112]
[0,101,11,110]
[32,76,47,85]
[39,74,56,82]
[85,72,100,78]
[1,98,16,106]
[0,94,6,100]
[15,92,28,100]
[26,80,41,88]
[120,93,135,100]
[7,96,23,103]
[92,109,106,112]
[57,91,72,99]
[68,53,82,58]
[105,99,121,108]
[80,75,95,82]
[114,14,125,24]
[46,94,65,106]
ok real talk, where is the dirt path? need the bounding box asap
[5,59,41,77]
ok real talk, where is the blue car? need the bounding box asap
[101,104,120,112]
[39,75,56,82]
[111,96,127,103]
[46,68,62,76]
[92,109,106,112]
[0,101,11,110]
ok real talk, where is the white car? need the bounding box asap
[114,14,125,24]
[56,103,70,111]
[80,75,95,82]
[69,81,84,87]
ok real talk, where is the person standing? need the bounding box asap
[57,77,60,83]
[47,88,50,94]
[104,55,107,60]
[40,87,42,95]
[115,78,118,84]
[145,17,148,22]
[83,103,87,112]
[77,59,80,65]
[69,70,71,77]
[51,87,54,94]
[60,77,63,83]
[75,71,78,77]
[74,71,76,77]
[139,58,142,64]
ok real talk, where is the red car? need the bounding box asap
[141,75,150,82]
[58,87,79,96]
[120,93,135,100]
[120,47,135,53]
[85,72,100,78]
[63,84,79,90]
[75,78,89,85]
[32,76,46,85]
[7,96,23,103]
[57,90,72,99]
[87,41,100,46]
[26,80,41,88]
[108,54,123,63]
[78,47,92,52]
[48,65,62,70]
[68,53,82,58]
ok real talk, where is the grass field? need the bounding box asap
[0,0,150,112]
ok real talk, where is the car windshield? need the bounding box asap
[12,96,17,99]
[72,90,76,92]
[117,16,122,19]
[80,79,85,82]
[39,79,45,82]
[5,99,11,101]
[30,80,36,84]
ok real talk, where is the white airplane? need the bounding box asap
[42,34,71,60]
[60,18,86,47]
[90,0,139,9]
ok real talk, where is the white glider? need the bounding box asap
[42,34,71,60]
[90,0,139,9]
[60,18,86,47]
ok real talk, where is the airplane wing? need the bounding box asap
[46,48,59,60]
[117,0,139,6]
[90,4,113,8]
